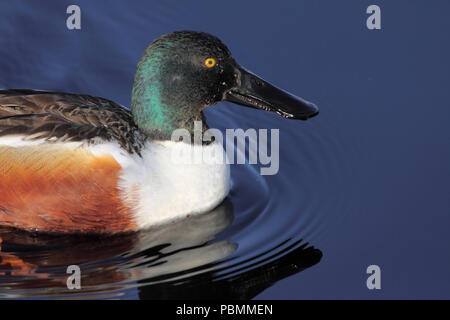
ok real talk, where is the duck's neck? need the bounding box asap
[131,48,207,141]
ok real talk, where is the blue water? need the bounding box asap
[0,0,449,299]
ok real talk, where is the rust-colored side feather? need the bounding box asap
[0,145,137,233]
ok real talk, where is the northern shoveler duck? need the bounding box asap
[0,31,318,234]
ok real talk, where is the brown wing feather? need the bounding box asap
[0,89,146,154]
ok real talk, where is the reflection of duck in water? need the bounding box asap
[0,31,318,233]
[0,200,235,297]
[0,200,322,299]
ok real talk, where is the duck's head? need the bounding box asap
[131,31,318,140]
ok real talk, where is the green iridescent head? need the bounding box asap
[131,31,318,140]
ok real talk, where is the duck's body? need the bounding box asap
[0,90,229,233]
[0,31,318,234]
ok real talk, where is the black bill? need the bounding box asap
[225,67,318,120]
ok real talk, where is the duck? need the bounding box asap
[0,31,318,234]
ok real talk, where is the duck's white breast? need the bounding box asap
[114,140,231,229]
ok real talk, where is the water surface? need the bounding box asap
[0,0,449,299]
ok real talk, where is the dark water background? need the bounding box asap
[0,0,449,299]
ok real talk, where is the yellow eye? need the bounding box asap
[204,58,216,68]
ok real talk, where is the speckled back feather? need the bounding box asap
[0,89,146,154]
